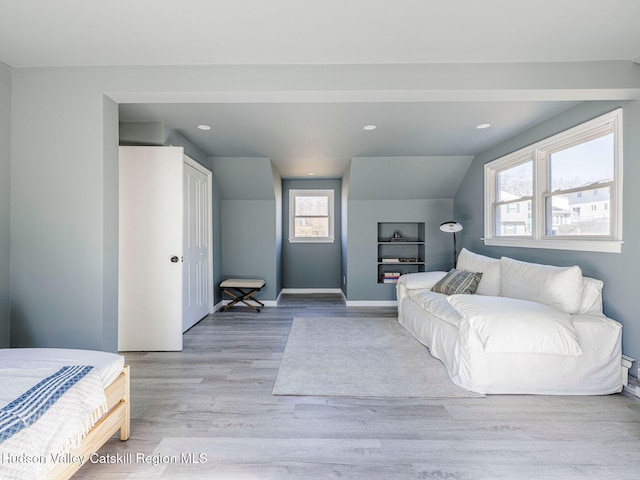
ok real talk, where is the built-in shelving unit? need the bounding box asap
[377,222,425,284]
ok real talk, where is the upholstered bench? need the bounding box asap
[220,278,266,312]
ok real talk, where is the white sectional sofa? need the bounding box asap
[397,249,625,395]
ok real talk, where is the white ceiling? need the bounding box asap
[3,0,640,178]
[1,0,639,67]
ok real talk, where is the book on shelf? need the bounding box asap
[381,258,419,263]
[381,272,401,283]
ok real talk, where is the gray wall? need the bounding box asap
[0,64,10,347]
[6,62,638,350]
[11,70,107,349]
[343,156,472,301]
[341,165,350,297]
[346,199,454,301]
[119,121,213,170]
[213,157,279,300]
[220,200,278,300]
[211,175,223,305]
[282,179,342,289]
[118,121,165,146]
[454,100,640,360]
[102,96,119,352]
[272,163,283,297]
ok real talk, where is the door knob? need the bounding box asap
[170,256,179,263]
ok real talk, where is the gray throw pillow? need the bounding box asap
[431,268,483,295]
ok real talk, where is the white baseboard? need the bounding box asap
[221,299,278,307]
[218,292,394,308]
[280,288,344,294]
[213,300,224,312]
[346,300,398,307]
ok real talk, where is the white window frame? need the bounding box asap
[288,189,335,243]
[484,109,623,253]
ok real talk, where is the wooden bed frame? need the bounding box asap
[48,365,131,480]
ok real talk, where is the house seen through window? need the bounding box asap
[484,109,623,253]
[289,189,335,243]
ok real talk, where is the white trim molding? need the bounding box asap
[483,109,623,253]
[345,300,398,307]
[280,288,343,294]
[288,188,335,243]
[221,299,278,307]
[213,300,225,312]
[483,237,623,253]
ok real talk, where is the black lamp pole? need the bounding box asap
[453,231,457,268]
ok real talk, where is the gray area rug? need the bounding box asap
[273,317,484,398]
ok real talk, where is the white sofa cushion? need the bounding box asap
[456,248,501,296]
[408,290,463,327]
[398,271,447,290]
[448,295,583,356]
[500,257,584,314]
[579,277,604,315]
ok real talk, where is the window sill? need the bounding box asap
[288,237,335,244]
[483,237,622,253]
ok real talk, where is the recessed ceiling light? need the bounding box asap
[363,124,377,131]
[476,123,491,129]
[197,124,211,131]
[308,173,315,176]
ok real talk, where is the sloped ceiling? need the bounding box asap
[348,156,473,200]
[212,157,277,200]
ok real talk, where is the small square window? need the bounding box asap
[289,189,335,243]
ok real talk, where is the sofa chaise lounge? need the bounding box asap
[397,249,625,395]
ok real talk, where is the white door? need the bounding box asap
[118,146,184,351]
[182,161,211,332]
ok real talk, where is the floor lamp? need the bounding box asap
[439,221,463,268]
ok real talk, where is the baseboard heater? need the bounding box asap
[622,354,638,397]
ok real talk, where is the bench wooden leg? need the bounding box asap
[222,287,265,312]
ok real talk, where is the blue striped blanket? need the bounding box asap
[0,366,94,443]
[0,366,107,479]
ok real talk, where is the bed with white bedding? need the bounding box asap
[0,348,130,479]
[397,250,624,395]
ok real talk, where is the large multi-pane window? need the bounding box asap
[289,189,335,242]
[484,109,623,253]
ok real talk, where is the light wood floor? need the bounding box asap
[77,294,640,479]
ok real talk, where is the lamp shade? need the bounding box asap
[439,221,463,233]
